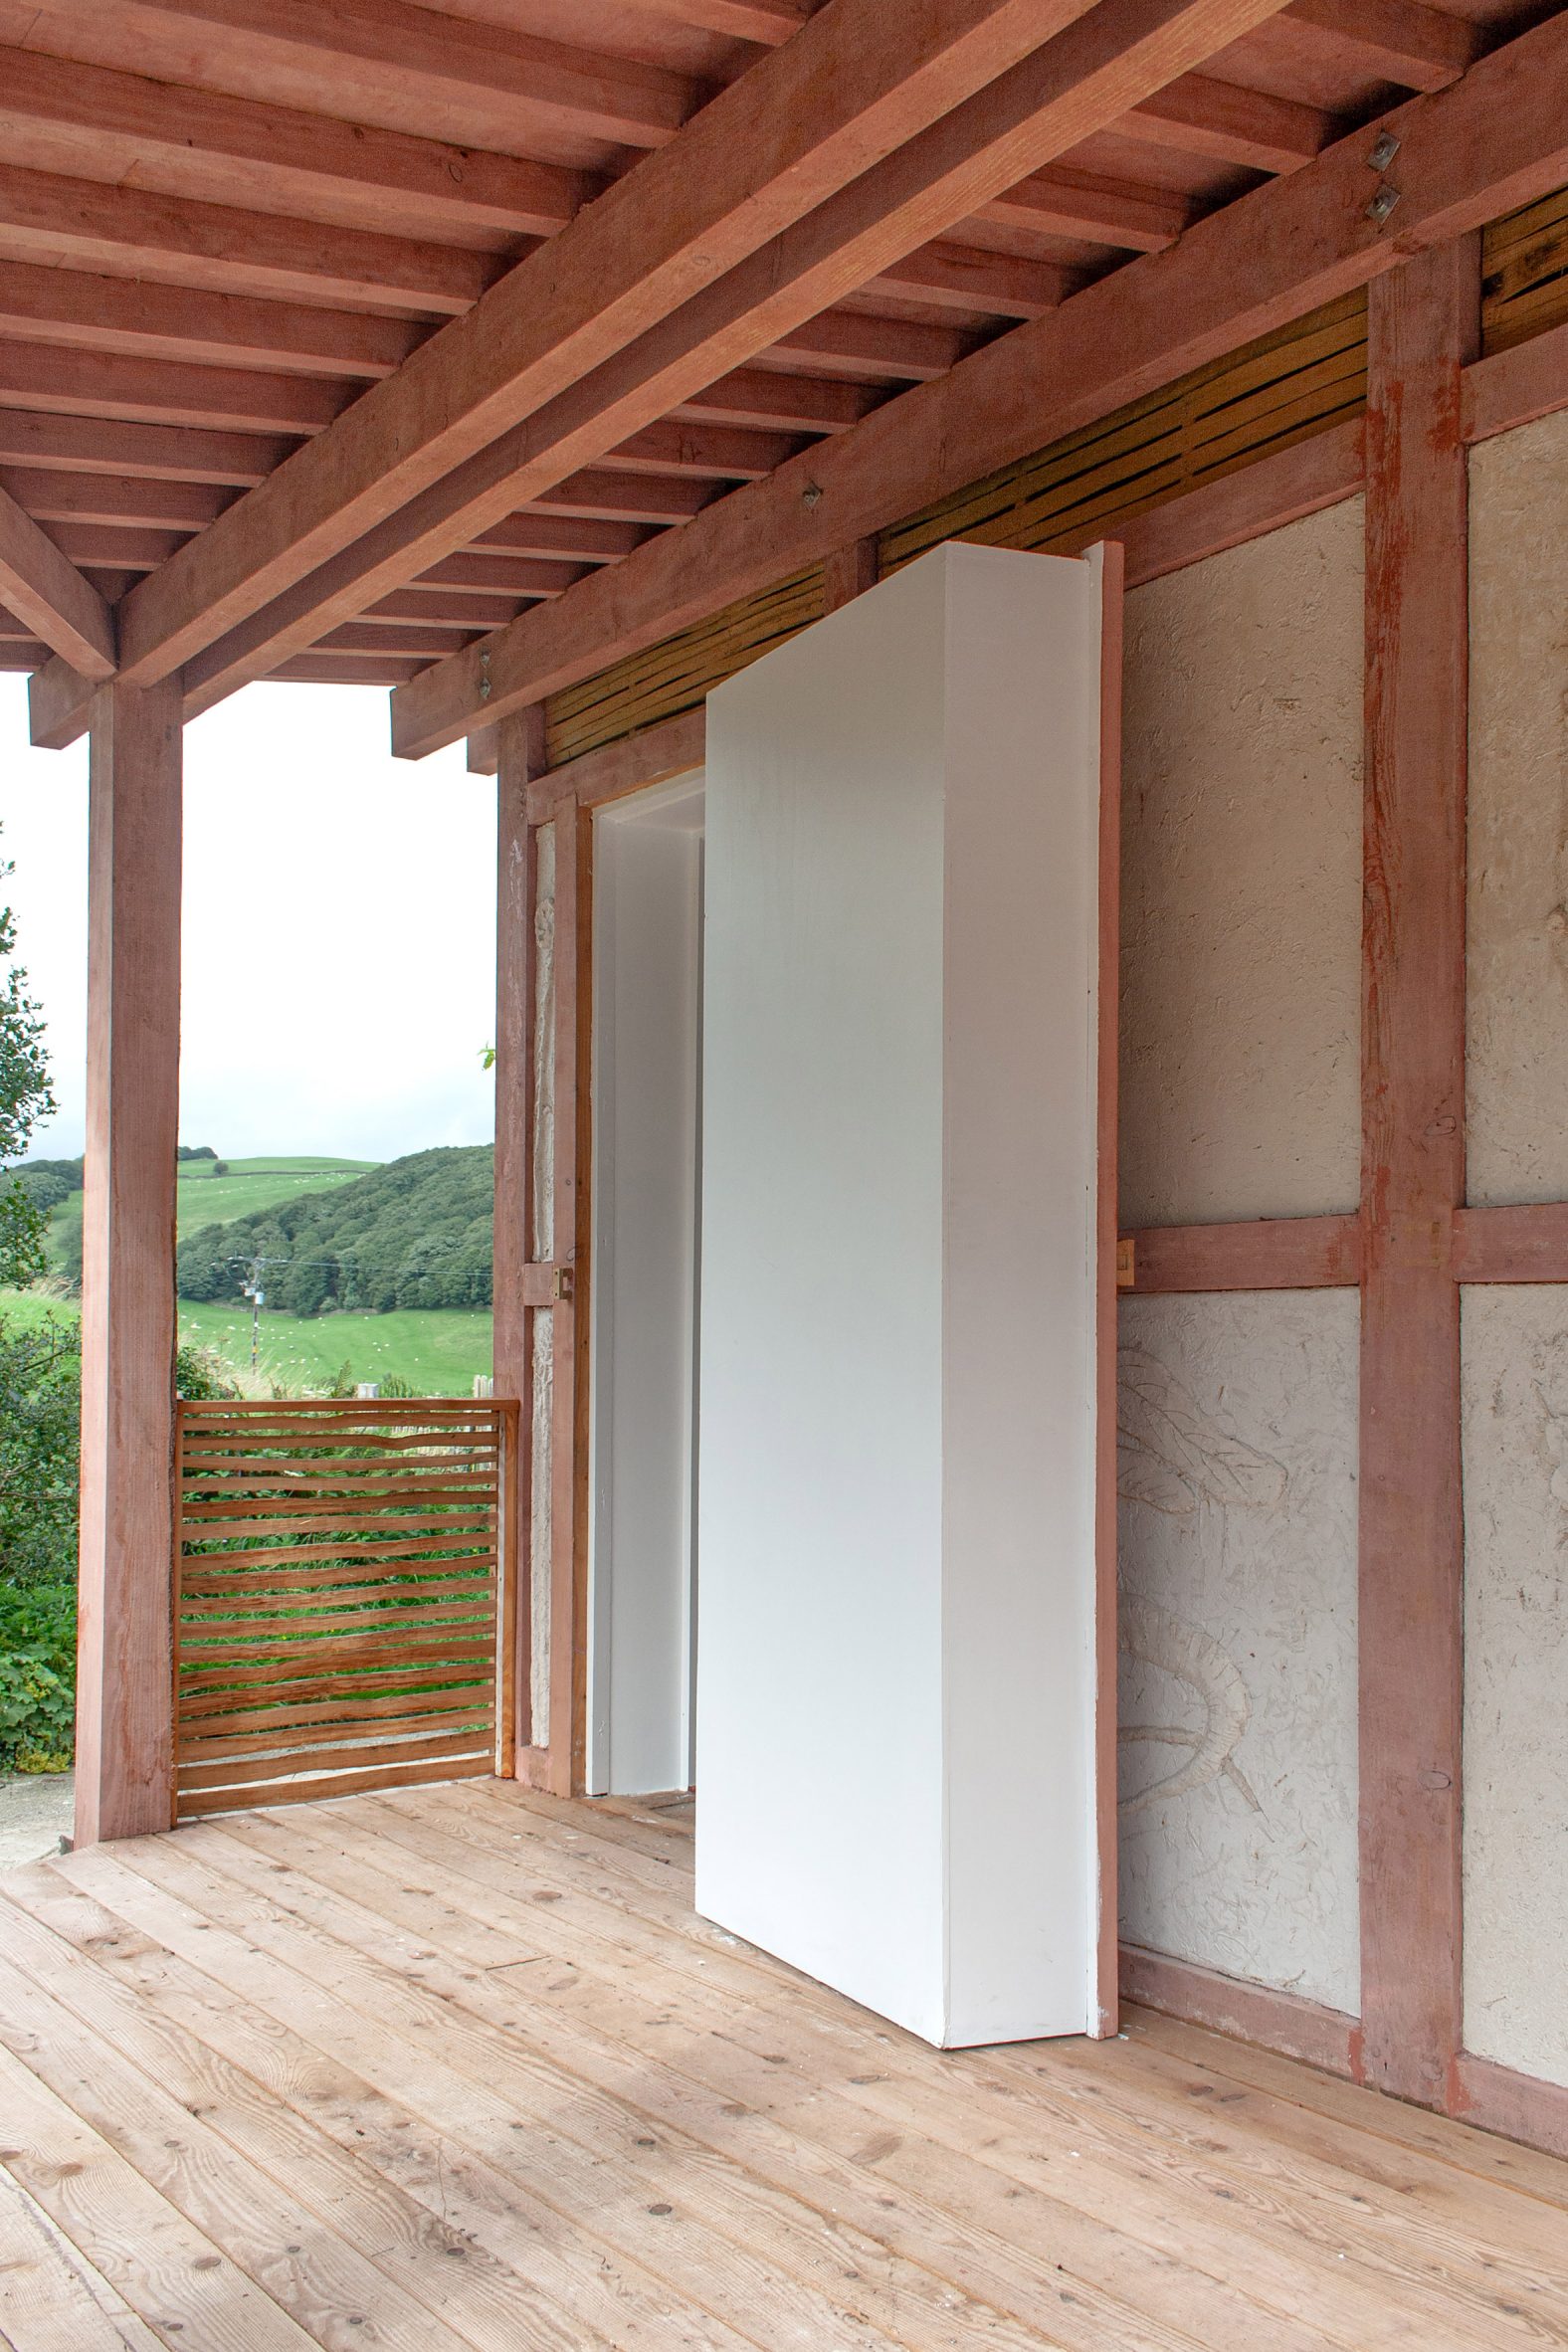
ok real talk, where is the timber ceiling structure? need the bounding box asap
[0,0,1562,751]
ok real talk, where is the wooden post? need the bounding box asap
[824,536,880,613]
[493,703,544,1768]
[74,676,183,1849]
[546,797,587,1796]
[1358,238,1479,2107]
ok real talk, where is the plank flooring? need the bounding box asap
[2,1779,1565,2351]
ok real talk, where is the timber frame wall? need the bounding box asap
[507,187,1568,2162]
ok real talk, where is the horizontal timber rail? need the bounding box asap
[173,1398,518,1821]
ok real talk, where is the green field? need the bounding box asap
[175,1155,379,1237]
[0,1287,492,1396]
[22,1150,494,1394]
[44,1155,379,1269]
[177,1298,491,1394]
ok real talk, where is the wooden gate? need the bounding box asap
[173,1399,517,1820]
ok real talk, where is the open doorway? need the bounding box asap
[586,771,704,1799]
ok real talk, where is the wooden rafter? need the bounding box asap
[39,0,1112,703]
[38,0,1308,731]
[389,8,1568,757]
[0,478,113,675]
[0,39,589,243]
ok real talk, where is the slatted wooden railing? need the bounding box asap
[173,1399,517,1820]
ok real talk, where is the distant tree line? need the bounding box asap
[177,1144,493,1317]
[14,1142,223,1217]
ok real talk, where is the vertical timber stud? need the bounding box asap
[1095,541,1124,2042]
[546,793,586,1795]
[75,677,183,1849]
[1359,239,1479,2106]
[824,536,880,614]
[494,704,545,1770]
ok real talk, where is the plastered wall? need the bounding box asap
[1116,505,1364,2006]
[1468,406,1568,1205]
[1117,1292,1361,2013]
[1119,500,1364,1230]
[1462,1286,1568,2088]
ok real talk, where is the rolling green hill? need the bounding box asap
[177,1144,492,1317]
[31,1153,379,1276]
[176,1155,379,1234]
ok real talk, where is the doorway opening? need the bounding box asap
[586,772,704,1800]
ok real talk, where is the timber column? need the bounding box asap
[1358,238,1479,2104]
[493,704,544,1768]
[75,677,183,1848]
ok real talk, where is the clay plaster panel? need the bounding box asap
[1117,1291,1360,2013]
[1119,501,1364,1229]
[1468,409,1568,1206]
[1462,1285,1568,2086]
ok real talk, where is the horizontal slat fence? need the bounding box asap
[174,1399,516,1819]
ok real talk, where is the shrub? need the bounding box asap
[0,1315,242,1770]
[0,1580,74,1771]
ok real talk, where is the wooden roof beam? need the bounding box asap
[607,421,805,479]
[415,555,588,598]
[873,240,1075,317]
[388,9,1568,758]
[611,0,818,41]
[0,343,350,434]
[1121,73,1330,173]
[0,413,295,487]
[677,368,881,432]
[0,477,113,675]
[0,471,231,530]
[78,0,1301,728]
[50,525,188,571]
[97,0,701,154]
[0,261,426,381]
[771,311,972,381]
[467,515,647,563]
[369,589,535,629]
[982,162,1194,250]
[0,163,493,314]
[1282,0,1483,95]
[0,42,591,244]
[75,0,1127,716]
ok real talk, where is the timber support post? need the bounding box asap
[75,676,183,1849]
[493,703,545,1770]
[1358,236,1480,2105]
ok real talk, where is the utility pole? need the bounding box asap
[238,1257,267,1374]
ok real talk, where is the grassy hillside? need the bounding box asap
[0,1288,491,1397]
[178,1144,492,1316]
[41,1153,378,1273]
[176,1155,379,1235]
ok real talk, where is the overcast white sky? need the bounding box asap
[0,676,496,1165]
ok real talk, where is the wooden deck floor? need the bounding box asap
[2,1782,1566,2352]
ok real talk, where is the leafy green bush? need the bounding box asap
[0,1312,242,1770]
[0,1579,74,1771]
[0,1308,79,1586]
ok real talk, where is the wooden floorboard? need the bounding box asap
[2,1780,1565,2352]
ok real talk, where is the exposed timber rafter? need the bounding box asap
[0,478,114,676]
[34,0,1310,737]
[30,0,702,155]
[389,6,1568,759]
[29,0,1111,711]
[0,40,591,244]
